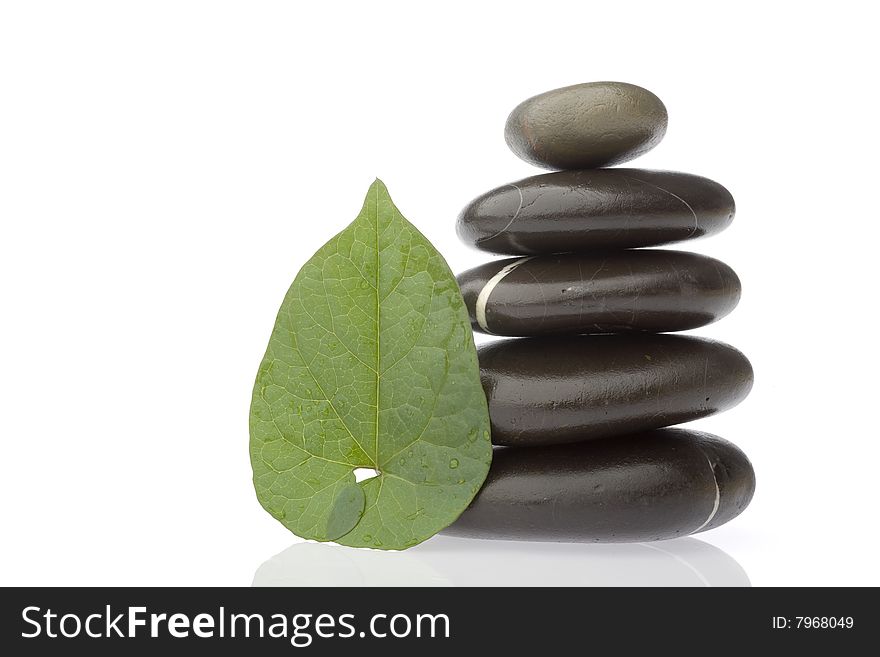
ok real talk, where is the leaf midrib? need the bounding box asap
[373,182,381,472]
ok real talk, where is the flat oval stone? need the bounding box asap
[443,428,756,542]
[458,250,741,336]
[479,334,752,446]
[456,169,735,254]
[504,81,668,170]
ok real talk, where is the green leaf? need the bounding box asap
[250,179,492,550]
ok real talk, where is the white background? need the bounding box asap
[2,1,878,587]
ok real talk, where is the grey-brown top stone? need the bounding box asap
[505,81,668,170]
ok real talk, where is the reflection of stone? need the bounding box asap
[253,542,449,587]
[253,536,750,587]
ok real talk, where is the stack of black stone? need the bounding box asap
[445,82,756,542]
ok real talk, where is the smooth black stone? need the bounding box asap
[504,81,668,170]
[479,335,753,446]
[456,169,735,255]
[443,428,756,542]
[458,250,741,336]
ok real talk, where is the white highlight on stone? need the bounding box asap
[474,256,534,333]
[693,454,721,533]
[353,467,379,483]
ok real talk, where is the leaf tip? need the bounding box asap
[369,177,389,196]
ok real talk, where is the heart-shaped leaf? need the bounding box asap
[250,180,492,549]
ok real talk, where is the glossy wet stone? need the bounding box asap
[443,428,756,542]
[456,169,735,255]
[479,334,753,446]
[505,81,668,170]
[458,250,741,336]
